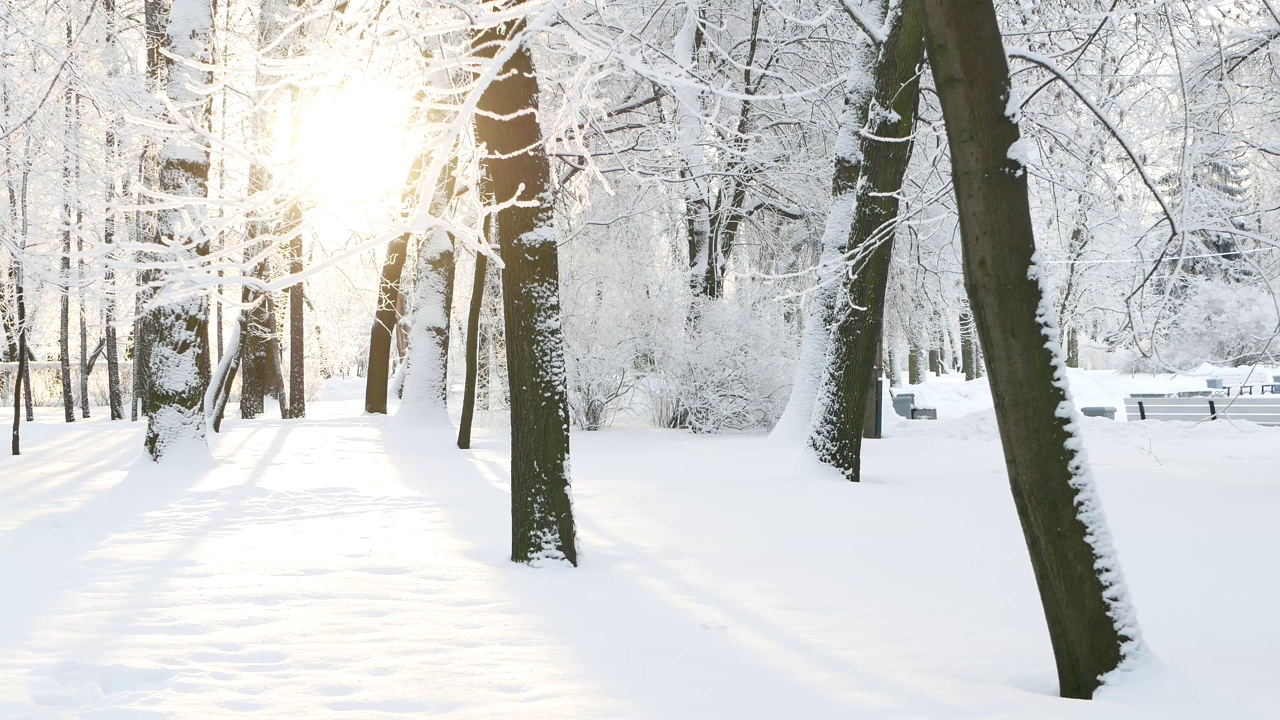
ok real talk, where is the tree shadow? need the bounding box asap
[379,423,963,719]
[0,448,209,652]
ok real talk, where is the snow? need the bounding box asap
[2,380,1278,718]
[1007,137,1032,173]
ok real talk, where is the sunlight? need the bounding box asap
[290,82,416,218]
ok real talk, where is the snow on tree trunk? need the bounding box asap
[398,226,453,423]
[144,0,213,461]
[59,74,75,424]
[809,0,925,480]
[673,2,714,298]
[473,11,578,566]
[921,0,1142,697]
[773,3,883,443]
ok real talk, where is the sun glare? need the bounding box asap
[291,82,415,220]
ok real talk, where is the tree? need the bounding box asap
[473,4,578,565]
[143,0,214,460]
[58,38,76,424]
[101,0,126,421]
[921,0,1142,698]
[9,258,28,455]
[365,226,411,415]
[456,245,488,449]
[808,0,926,480]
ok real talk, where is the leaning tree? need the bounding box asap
[921,0,1143,698]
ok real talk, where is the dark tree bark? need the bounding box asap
[208,311,242,433]
[265,294,287,415]
[886,344,902,387]
[132,305,152,420]
[364,142,427,415]
[908,336,924,384]
[9,265,27,455]
[457,247,489,450]
[238,275,274,419]
[809,0,925,479]
[286,213,305,419]
[365,231,410,415]
[473,9,578,565]
[103,127,125,420]
[960,308,978,381]
[922,0,1140,697]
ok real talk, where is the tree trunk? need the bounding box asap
[59,62,75,424]
[239,277,269,419]
[922,0,1141,697]
[960,308,977,381]
[907,331,924,384]
[457,249,488,449]
[207,310,242,433]
[143,0,214,460]
[265,294,287,416]
[399,155,458,418]
[10,333,23,455]
[672,4,714,299]
[365,233,410,414]
[10,264,27,455]
[474,11,578,565]
[286,214,305,418]
[887,343,903,387]
[104,127,124,420]
[132,313,145,421]
[399,231,455,416]
[809,0,925,479]
[1,272,16,363]
[78,221,89,417]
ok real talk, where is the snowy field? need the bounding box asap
[2,372,1278,719]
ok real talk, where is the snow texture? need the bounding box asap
[1,388,1275,718]
[396,228,452,425]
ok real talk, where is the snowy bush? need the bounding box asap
[641,292,796,434]
[1152,279,1280,369]
[562,294,638,430]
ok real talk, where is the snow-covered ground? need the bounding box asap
[2,372,1278,719]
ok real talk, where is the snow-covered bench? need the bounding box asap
[891,392,937,420]
[1124,396,1280,426]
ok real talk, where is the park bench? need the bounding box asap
[1205,374,1280,396]
[891,392,937,420]
[1123,395,1280,426]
